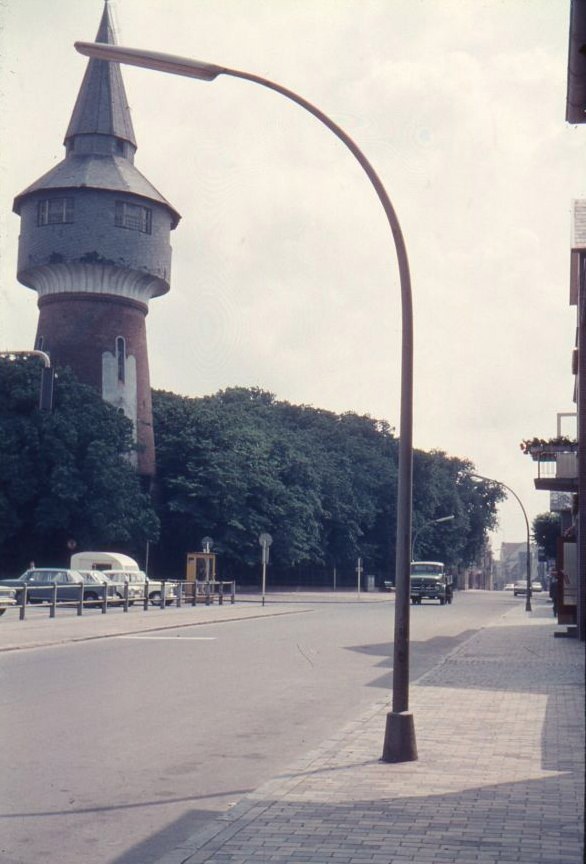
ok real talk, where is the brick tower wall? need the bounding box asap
[36,292,155,477]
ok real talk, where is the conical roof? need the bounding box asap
[64,1,136,149]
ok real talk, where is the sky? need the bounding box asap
[0,0,584,557]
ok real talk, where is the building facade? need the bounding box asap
[12,1,180,478]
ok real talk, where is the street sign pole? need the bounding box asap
[259,533,273,606]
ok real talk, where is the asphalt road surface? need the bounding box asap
[0,590,515,864]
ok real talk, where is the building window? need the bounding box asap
[115,201,152,234]
[37,198,74,226]
[116,337,126,383]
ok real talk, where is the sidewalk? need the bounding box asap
[153,601,585,864]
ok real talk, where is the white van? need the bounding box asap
[70,551,140,572]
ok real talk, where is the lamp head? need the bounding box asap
[74,42,224,81]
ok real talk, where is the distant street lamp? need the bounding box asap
[411,514,455,560]
[470,474,532,612]
[74,40,417,762]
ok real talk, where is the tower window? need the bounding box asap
[116,337,126,383]
[115,201,152,234]
[37,198,74,226]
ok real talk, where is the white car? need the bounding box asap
[0,584,18,616]
[105,570,177,605]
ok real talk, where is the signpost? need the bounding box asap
[259,533,273,606]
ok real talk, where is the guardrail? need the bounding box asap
[7,579,236,620]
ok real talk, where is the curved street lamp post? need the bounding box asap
[74,41,417,761]
[471,474,532,612]
[411,514,455,561]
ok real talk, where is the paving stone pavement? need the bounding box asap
[154,602,585,864]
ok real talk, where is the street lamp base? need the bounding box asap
[381,711,418,763]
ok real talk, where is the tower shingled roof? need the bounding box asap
[65,0,137,148]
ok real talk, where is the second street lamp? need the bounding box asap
[411,514,455,560]
[471,473,532,612]
[74,40,417,762]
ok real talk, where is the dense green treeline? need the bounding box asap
[0,359,504,581]
[151,387,503,582]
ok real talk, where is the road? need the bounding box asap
[0,591,515,864]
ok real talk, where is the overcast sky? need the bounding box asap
[1,0,584,555]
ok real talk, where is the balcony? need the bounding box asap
[528,443,579,492]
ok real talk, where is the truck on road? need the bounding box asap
[410,561,452,605]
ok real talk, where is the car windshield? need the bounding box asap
[411,564,444,576]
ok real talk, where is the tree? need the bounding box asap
[532,512,561,560]
[0,357,159,574]
[151,386,501,581]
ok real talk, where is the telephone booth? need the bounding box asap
[186,552,217,599]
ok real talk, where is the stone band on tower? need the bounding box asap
[13,1,180,478]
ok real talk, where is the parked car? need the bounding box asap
[531,581,543,593]
[503,583,515,591]
[513,580,527,596]
[4,568,123,605]
[0,584,18,616]
[75,570,127,604]
[104,570,178,605]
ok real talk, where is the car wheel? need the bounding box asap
[149,591,161,606]
[0,609,5,616]
[85,592,98,604]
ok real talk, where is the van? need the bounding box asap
[70,551,140,572]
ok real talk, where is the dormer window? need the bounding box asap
[37,198,74,226]
[115,201,152,234]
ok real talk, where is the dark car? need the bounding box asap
[4,568,122,604]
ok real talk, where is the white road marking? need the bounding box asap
[117,635,216,640]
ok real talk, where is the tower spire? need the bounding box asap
[65,0,137,154]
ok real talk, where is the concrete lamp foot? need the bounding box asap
[381,711,418,763]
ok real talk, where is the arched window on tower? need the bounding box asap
[116,337,126,384]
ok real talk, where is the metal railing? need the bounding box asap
[8,579,236,620]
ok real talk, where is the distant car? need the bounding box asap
[503,583,515,591]
[0,584,18,616]
[531,581,543,593]
[513,581,527,596]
